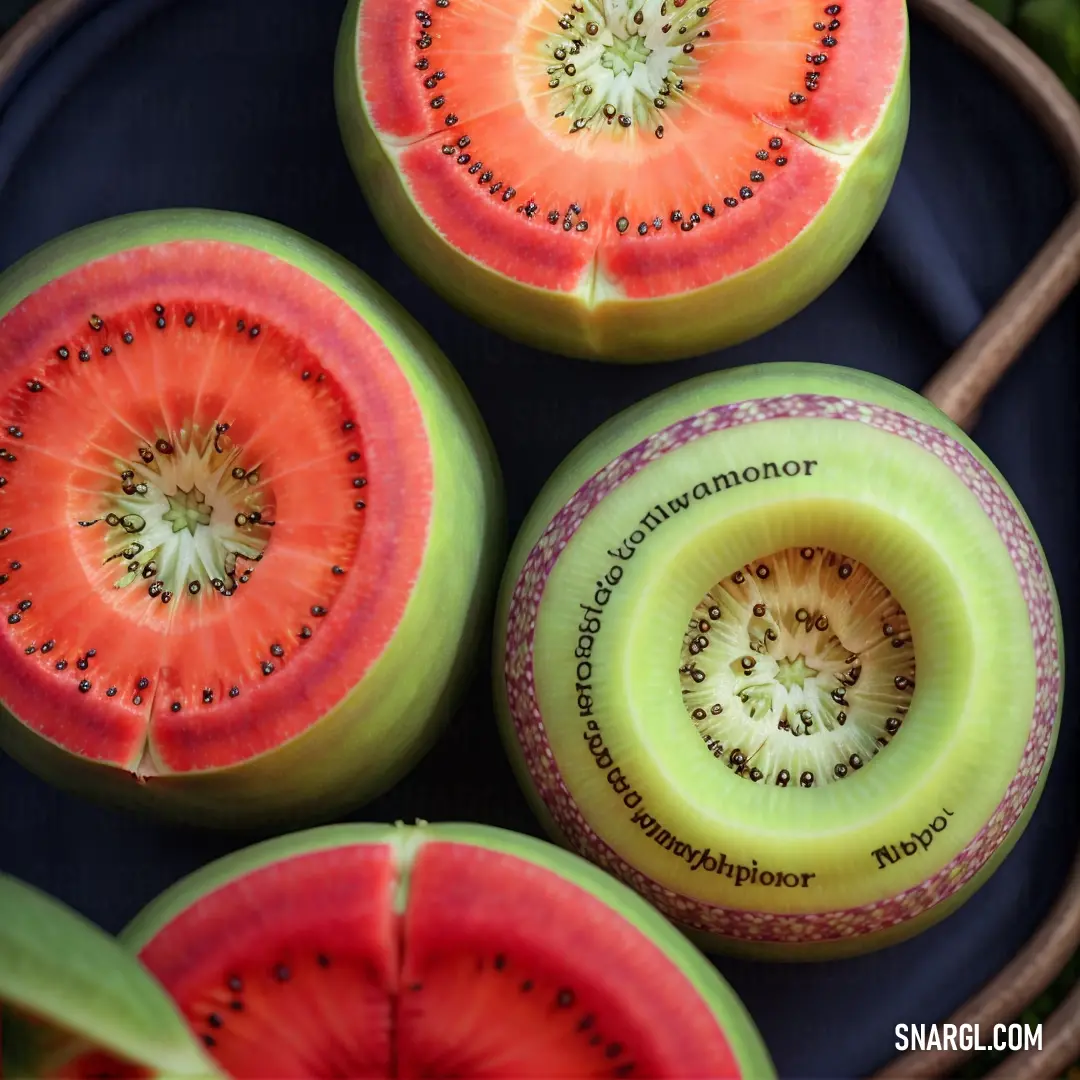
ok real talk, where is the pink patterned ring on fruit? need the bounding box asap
[502,394,1060,944]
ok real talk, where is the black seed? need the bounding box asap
[520,980,533,992]
[355,500,366,510]
[311,605,328,617]
[230,685,240,697]
[690,212,700,224]
[184,312,195,327]
[822,36,836,46]
[26,380,42,393]
[348,451,361,463]
[775,156,788,166]
[56,659,66,670]
[886,717,901,734]
[493,953,506,970]
[834,763,848,778]
[653,217,662,230]
[155,439,173,454]
[155,317,166,329]
[557,988,575,1007]
[431,95,445,107]
[616,217,630,234]
[228,975,244,993]
[249,325,261,338]
[790,92,806,104]
[740,186,753,199]
[132,694,142,705]
[445,113,458,125]
[680,221,693,231]
[106,687,117,696]
[800,771,814,788]
[203,688,214,704]
[42,641,54,653]
[7,428,21,438]
[299,625,312,639]
[702,203,715,216]
[317,953,331,967]
[670,210,683,224]
[441,144,455,154]
[578,1014,595,1031]
[78,680,91,693]
[837,711,847,725]
[270,643,284,657]
[849,754,863,769]
[618,114,631,127]
[262,661,274,676]
[57,347,69,359]
[815,21,826,29]
[637,222,648,235]
[682,42,693,52]
[148,582,163,597]
[138,677,149,690]
[750,170,765,182]
[415,57,429,69]
[139,447,154,463]
[153,304,164,315]
[202,1035,216,1048]
[123,331,135,344]
[895,676,910,690]
[606,1043,623,1059]
[343,420,356,432]
[6,614,19,624]
[826,3,841,12]
[724,196,738,207]
[170,701,181,712]
[76,656,87,668]
[188,581,201,595]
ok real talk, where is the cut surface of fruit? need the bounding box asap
[493,363,1063,958]
[122,822,775,1078]
[336,0,910,360]
[0,211,502,825]
[0,873,218,1079]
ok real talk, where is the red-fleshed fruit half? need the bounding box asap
[0,210,503,828]
[120,822,775,1078]
[334,0,910,362]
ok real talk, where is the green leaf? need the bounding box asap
[971,0,1018,25]
[1016,0,1080,96]
[0,874,219,1077]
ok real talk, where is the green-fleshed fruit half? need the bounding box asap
[494,362,1064,959]
[120,821,775,1078]
[334,0,910,363]
[0,210,503,828]
[0,873,221,1079]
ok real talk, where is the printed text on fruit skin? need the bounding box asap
[570,458,819,890]
[872,810,954,869]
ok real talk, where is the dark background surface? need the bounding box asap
[0,1,1077,1077]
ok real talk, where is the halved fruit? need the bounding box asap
[493,362,1064,958]
[120,821,775,1078]
[0,210,503,827]
[0,873,220,1079]
[335,0,910,361]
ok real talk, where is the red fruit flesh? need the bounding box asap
[135,840,742,1078]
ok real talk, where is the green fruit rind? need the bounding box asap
[0,209,505,827]
[492,362,1064,959]
[0,873,220,1077]
[121,821,776,1079]
[334,3,911,362]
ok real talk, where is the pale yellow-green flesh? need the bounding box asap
[0,873,220,1077]
[334,2,910,362]
[493,363,1064,957]
[0,210,505,828]
[120,821,776,1079]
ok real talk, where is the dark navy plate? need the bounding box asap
[0,2,1076,1077]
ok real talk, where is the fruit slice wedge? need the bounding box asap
[0,210,503,827]
[0,873,220,1079]
[336,0,910,361]
[493,362,1064,958]
[121,822,775,1078]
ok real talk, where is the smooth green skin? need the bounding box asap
[0,209,506,829]
[0,873,221,1078]
[491,362,1065,960]
[333,1,911,363]
[122,821,776,1079]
